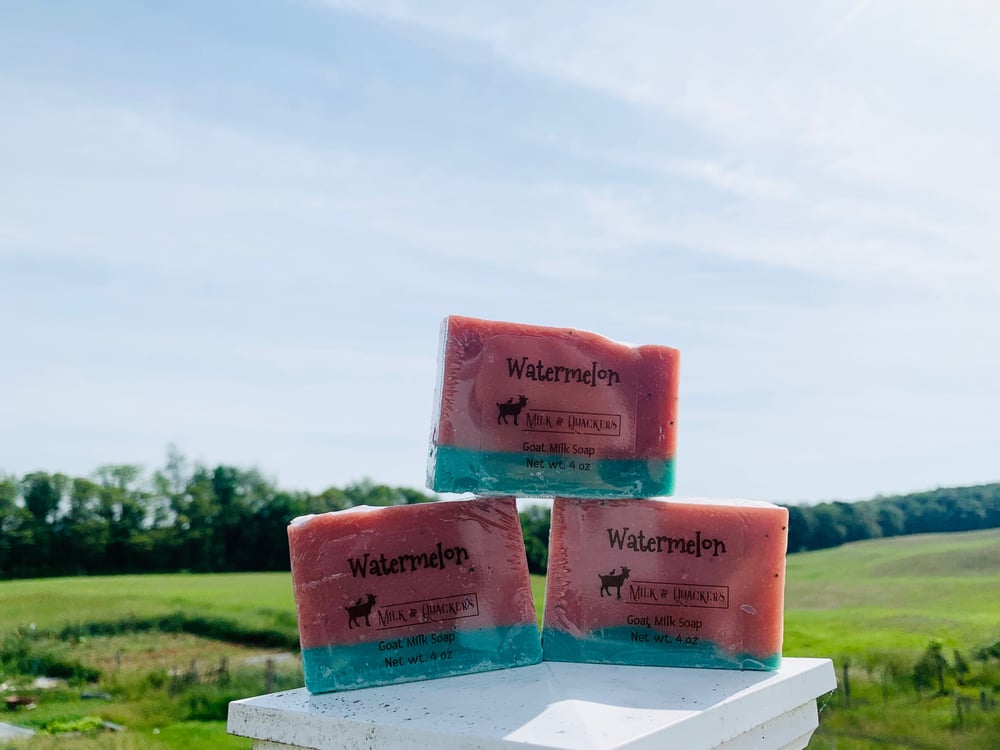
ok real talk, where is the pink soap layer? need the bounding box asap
[544,497,788,665]
[288,498,538,650]
[428,315,680,496]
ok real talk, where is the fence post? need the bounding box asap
[265,658,275,693]
[841,660,851,707]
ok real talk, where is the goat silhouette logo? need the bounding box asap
[345,594,376,628]
[497,395,528,426]
[598,566,630,600]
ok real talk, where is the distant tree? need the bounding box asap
[913,639,949,695]
[212,465,247,570]
[55,477,105,574]
[398,487,435,504]
[245,490,312,570]
[519,505,551,574]
[808,504,849,550]
[523,536,548,575]
[835,501,881,542]
[344,479,399,506]
[342,479,435,507]
[0,474,19,573]
[784,504,815,552]
[92,464,151,573]
[0,475,15,512]
[21,471,64,525]
[19,472,68,572]
[310,487,349,512]
[212,465,278,571]
[151,445,188,516]
[0,505,35,577]
[876,504,906,538]
[171,465,219,572]
[984,485,1000,527]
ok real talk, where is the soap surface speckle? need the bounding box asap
[543,497,788,671]
[288,497,541,693]
[428,315,680,498]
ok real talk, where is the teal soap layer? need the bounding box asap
[430,446,675,498]
[542,627,780,671]
[302,623,542,693]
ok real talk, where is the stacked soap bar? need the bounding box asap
[288,497,542,693]
[428,315,680,498]
[543,497,787,671]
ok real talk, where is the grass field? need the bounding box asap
[0,573,298,636]
[1,529,999,748]
[783,527,1000,658]
[781,528,1000,748]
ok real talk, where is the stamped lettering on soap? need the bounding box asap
[505,356,622,388]
[375,592,481,631]
[478,336,639,459]
[625,581,730,609]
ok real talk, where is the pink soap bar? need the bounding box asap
[288,498,541,693]
[428,315,680,498]
[543,497,787,670]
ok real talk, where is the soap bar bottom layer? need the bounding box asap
[303,624,543,693]
[543,628,781,672]
[431,446,675,498]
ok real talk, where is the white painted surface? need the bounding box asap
[229,657,836,750]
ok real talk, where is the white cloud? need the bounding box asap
[313,0,1000,297]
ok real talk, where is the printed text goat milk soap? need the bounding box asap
[428,315,680,497]
[543,497,788,671]
[288,498,541,693]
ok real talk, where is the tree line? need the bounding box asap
[0,449,436,579]
[1,449,997,578]
[783,483,1000,553]
[518,483,1000,571]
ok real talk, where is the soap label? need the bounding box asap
[479,334,638,458]
[522,409,622,438]
[543,498,787,671]
[559,513,741,647]
[373,593,480,630]
[336,538,482,640]
[589,569,732,622]
[291,498,543,692]
[376,632,460,671]
[618,580,729,608]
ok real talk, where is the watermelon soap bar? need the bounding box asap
[288,497,541,693]
[427,315,680,498]
[543,497,788,671]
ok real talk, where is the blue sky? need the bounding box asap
[2,1,998,504]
